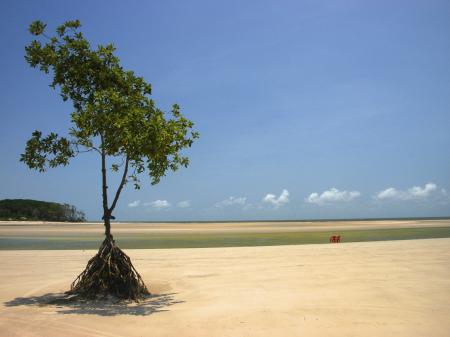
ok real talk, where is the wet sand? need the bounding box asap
[1,219,450,236]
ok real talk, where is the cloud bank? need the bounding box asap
[144,200,171,209]
[129,199,192,210]
[215,196,247,208]
[306,188,360,205]
[263,189,289,208]
[127,182,446,214]
[128,200,141,208]
[375,183,437,200]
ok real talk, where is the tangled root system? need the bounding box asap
[67,237,150,301]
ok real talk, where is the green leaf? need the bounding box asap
[29,21,46,36]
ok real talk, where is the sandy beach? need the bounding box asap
[1,238,449,337]
[2,0,449,335]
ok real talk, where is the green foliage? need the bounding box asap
[22,19,198,186]
[0,199,86,222]
[28,21,47,35]
[21,131,74,172]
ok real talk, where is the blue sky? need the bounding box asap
[1,0,449,221]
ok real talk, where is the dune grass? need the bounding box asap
[1,226,449,250]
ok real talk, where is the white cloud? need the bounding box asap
[263,189,290,208]
[376,187,399,200]
[306,188,360,205]
[128,200,141,208]
[215,196,247,208]
[177,200,191,208]
[375,183,437,201]
[409,183,437,198]
[144,200,171,209]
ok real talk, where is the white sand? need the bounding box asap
[0,238,449,337]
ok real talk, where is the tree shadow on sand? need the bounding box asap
[4,292,183,316]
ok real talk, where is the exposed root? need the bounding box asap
[67,237,150,301]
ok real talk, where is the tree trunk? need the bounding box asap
[100,136,112,240]
[104,217,111,238]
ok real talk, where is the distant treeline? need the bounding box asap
[0,199,86,222]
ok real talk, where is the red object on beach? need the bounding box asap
[329,235,341,243]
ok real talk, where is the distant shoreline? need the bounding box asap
[111,216,450,224]
[2,215,449,225]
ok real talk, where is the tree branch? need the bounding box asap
[109,156,129,213]
[72,142,101,155]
